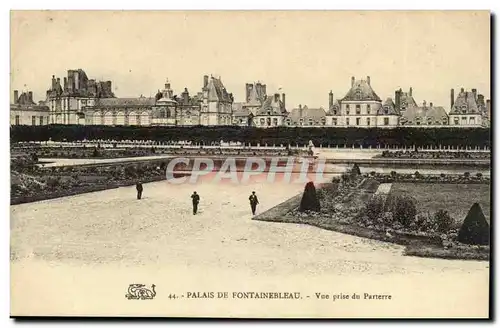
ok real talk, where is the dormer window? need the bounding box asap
[384,107,389,114]
[267,110,271,115]
[355,89,362,100]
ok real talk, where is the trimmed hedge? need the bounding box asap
[10,125,491,147]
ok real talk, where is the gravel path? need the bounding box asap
[10,178,489,316]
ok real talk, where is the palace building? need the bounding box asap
[10,90,49,126]
[11,69,490,129]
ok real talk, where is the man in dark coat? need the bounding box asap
[191,191,200,215]
[136,181,143,200]
[249,191,259,215]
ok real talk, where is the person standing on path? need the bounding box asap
[136,181,143,200]
[249,191,259,215]
[191,191,200,215]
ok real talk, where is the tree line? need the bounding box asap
[10,124,491,148]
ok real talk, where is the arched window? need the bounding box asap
[166,108,171,118]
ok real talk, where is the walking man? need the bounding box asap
[191,191,200,215]
[136,181,143,200]
[249,191,259,215]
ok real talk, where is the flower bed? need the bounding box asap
[253,171,489,261]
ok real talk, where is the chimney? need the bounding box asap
[429,102,433,108]
[423,100,427,107]
[409,87,413,96]
[450,88,455,109]
[183,88,189,105]
[461,87,465,93]
[28,91,33,103]
[282,93,286,108]
[13,90,18,104]
[165,82,171,90]
[51,75,56,89]
[299,104,303,117]
[274,93,280,102]
[329,90,333,108]
[203,75,209,89]
[395,89,401,110]
[472,88,477,100]
[63,77,68,90]
[262,84,267,98]
[367,76,371,86]
[351,76,355,87]
[245,83,253,102]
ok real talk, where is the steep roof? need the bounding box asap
[379,97,400,115]
[247,85,263,106]
[207,77,233,103]
[255,95,286,116]
[450,91,480,114]
[232,104,251,117]
[400,93,417,108]
[287,106,326,124]
[341,79,382,102]
[401,105,449,125]
[94,97,156,108]
[327,99,341,115]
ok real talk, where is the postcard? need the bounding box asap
[10,10,491,318]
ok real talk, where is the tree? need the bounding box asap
[457,203,490,245]
[389,195,417,228]
[365,195,385,222]
[351,163,361,176]
[434,210,454,233]
[299,181,321,213]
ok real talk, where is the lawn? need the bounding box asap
[389,183,491,225]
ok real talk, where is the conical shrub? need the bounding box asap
[457,203,490,245]
[299,181,321,213]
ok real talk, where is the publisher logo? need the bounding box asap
[125,284,157,300]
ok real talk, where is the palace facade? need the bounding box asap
[10,69,490,128]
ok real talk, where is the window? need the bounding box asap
[367,117,371,126]
[321,117,326,125]
[356,117,360,126]
[346,118,350,126]
[332,118,337,126]
[266,117,271,126]
[166,109,171,118]
[15,115,20,125]
[469,117,476,124]
[308,118,313,126]
[273,118,278,126]
[333,110,337,115]
[367,105,371,114]
[461,117,467,124]
[384,107,389,114]
[346,105,350,115]
[299,118,304,126]
[356,105,361,115]
[267,111,271,115]
[416,121,421,125]
[32,116,36,126]
[39,116,43,125]
[454,117,459,125]
[384,117,389,126]
[260,118,265,125]
[286,118,291,126]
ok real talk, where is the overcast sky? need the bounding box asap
[11,10,490,110]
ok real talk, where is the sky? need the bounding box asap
[10,10,490,110]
